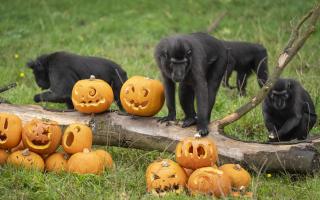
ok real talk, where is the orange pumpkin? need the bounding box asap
[22,119,62,155]
[95,149,113,169]
[67,148,103,175]
[120,76,165,116]
[45,152,69,173]
[72,75,114,113]
[219,164,251,191]
[0,149,9,165]
[7,148,45,171]
[187,167,231,198]
[146,159,187,196]
[62,124,92,154]
[175,136,218,170]
[0,113,22,149]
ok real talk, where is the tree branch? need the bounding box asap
[210,3,320,129]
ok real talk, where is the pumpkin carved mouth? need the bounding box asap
[0,132,7,142]
[151,184,184,196]
[124,99,149,110]
[25,123,51,148]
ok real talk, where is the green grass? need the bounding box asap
[0,0,320,199]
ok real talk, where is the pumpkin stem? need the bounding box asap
[193,133,201,138]
[161,160,169,167]
[234,164,242,170]
[22,148,30,156]
[83,148,90,153]
[89,75,96,80]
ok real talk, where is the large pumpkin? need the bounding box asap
[187,167,231,198]
[120,76,165,116]
[45,152,69,173]
[0,113,22,149]
[146,159,187,196]
[22,119,62,155]
[219,164,251,191]
[7,149,45,171]
[175,136,218,170]
[72,75,114,113]
[67,148,103,175]
[62,124,92,154]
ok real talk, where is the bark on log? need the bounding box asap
[1,103,320,173]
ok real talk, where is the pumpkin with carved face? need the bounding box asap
[72,75,114,113]
[62,124,92,154]
[120,76,165,116]
[175,136,218,170]
[146,159,187,196]
[22,119,62,155]
[187,167,231,198]
[0,113,22,149]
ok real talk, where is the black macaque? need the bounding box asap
[27,51,127,110]
[222,41,268,96]
[262,78,317,142]
[154,32,228,136]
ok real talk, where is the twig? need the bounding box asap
[0,83,17,93]
[211,3,320,129]
[207,11,227,33]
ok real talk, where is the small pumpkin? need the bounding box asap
[62,124,92,154]
[67,148,103,175]
[45,152,69,173]
[22,119,62,155]
[146,159,187,196]
[120,76,165,116]
[0,113,22,149]
[95,149,113,169]
[175,136,218,170]
[0,149,9,165]
[187,167,231,198]
[72,75,114,113]
[219,164,251,191]
[7,148,44,171]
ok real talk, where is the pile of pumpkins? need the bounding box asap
[145,136,253,198]
[72,75,165,116]
[0,113,113,175]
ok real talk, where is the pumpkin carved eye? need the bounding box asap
[153,174,160,180]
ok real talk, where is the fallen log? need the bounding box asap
[1,103,320,173]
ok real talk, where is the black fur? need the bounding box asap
[28,51,127,109]
[155,32,228,136]
[262,78,317,141]
[222,41,268,96]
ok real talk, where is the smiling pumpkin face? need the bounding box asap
[72,75,114,113]
[146,159,187,196]
[120,76,165,116]
[0,113,22,149]
[22,119,62,155]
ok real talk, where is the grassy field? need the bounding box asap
[0,0,320,199]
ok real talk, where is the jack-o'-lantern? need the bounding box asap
[146,159,187,196]
[0,149,9,165]
[67,148,103,175]
[22,119,62,155]
[45,152,69,173]
[95,149,113,169]
[219,164,251,191]
[0,113,22,149]
[120,76,165,116]
[72,75,114,113]
[187,167,231,198]
[7,148,45,171]
[62,124,92,154]
[175,136,218,170]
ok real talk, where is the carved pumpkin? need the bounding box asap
[95,149,113,169]
[0,113,22,149]
[72,75,114,113]
[120,76,165,116]
[62,124,92,154]
[0,149,9,165]
[67,148,103,175]
[22,119,62,155]
[187,167,231,198]
[45,152,69,173]
[7,149,45,171]
[219,164,251,191]
[146,159,187,196]
[175,136,218,170]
